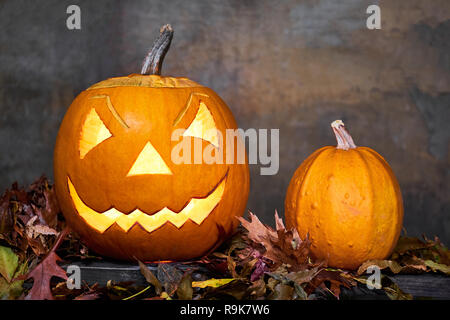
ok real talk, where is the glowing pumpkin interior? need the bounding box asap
[72,94,225,233]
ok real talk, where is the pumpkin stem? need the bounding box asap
[331,120,357,150]
[141,24,174,75]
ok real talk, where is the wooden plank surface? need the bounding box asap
[62,260,212,287]
[390,274,450,299]
[61,260,450,300]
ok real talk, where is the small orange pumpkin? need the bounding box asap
[54,25,250,261]
[285,120,403,269]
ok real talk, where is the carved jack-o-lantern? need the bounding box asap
[54,25,250,261]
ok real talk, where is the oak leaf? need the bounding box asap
[23,251,67,300]
[20,227,70,300]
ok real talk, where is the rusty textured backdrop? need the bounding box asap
[0,1,449,243]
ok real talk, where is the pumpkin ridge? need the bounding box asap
[284,120,403,269]
[357,148,403,256]
[352,148,377,260]
[286,152,313,231]
[295,147,334,248]
[285,146,330,231]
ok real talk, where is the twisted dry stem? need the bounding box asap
[141,24,174,75]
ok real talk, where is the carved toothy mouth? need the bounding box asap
[67,176,226,233]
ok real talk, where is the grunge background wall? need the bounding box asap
[1,1,449,243]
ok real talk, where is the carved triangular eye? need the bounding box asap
[183,102,219,147]
[79,108,112,159]
[127,142,173,176]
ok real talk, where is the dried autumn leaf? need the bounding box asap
[160,291,172,300]
[157,263,183,296]
[237,211,358,299]
[237,211,311,271]
[286,267,321,285]
[20,227,69,300]
[138,260,162,295]
[310,269,354,298]
[41,188,60,229]
[357,260,404,275]
[394,236,434,255]
[387,236,450,272]
[23,251,67,300]
[250,258,267,281]
[266,264,321,299]
[239,257,258,279]
[226,253,238,278]
[269,283,294,300]
[26,176,60,228]
[197,256,228,274]
[202,279,251,300]
[74,292,101,300]
[423,260,450,275]
[192,278,235,288]
[274,209,285,231]
[238,211,277,245]
[28,224,58,237]
[24,215,58,243]
[176,272,193,300]
[0,176,63,261]
[380,276,413,300]
[0,193,14,235]
[357,257,446,275]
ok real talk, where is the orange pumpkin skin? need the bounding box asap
[285,121,403,270]
[54,74,250,261]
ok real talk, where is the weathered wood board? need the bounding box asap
[61,260,450,300]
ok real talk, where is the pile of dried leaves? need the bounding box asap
[0,177,449,300]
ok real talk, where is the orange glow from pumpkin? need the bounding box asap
[183,102,219,147]
[127,141,173,176]
[79,108,112,159]
[67,176,226,233]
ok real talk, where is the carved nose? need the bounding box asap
[127,142,173,176]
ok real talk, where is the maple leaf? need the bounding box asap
[237,211,313,271]
[237,211,358,299]
[19,227,70,300]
